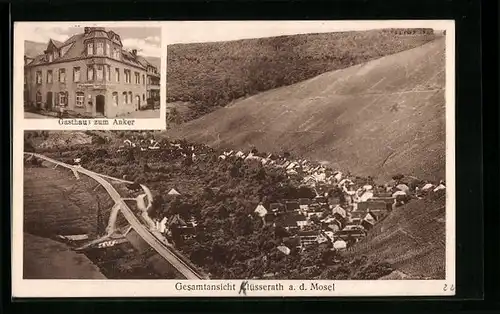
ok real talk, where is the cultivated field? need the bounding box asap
[169,38,446,182]
[167,29,436,121]
[348,190,446,279]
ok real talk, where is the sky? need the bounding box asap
[23,26,161,57]
[164,21,445,44]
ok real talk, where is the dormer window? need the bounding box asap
[87,42,94,55]
[48,54,53,62]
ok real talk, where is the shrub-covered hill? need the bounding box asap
[167,28,436,121]
[169,37,446,182]
[347,190,446,279]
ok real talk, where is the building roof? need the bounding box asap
[25,28,149,70]
[281,213,307,227]
[50,39,64,49]
[169,214,187,227]
[168,188,181,196]
[285,201,300,211]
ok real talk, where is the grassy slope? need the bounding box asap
[167,29,435,118]
[348,190,446,279]
[24,40,47,58]
[170,37,446,182]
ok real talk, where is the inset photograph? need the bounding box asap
[22,24,161,120]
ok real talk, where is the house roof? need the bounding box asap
[168,188,181,195]
[285,201,300,211]
[169,214,187,226]
[298,198,311,205]
[50,39,64,49]
[254,204,268,217]
[26,28,148,70]
[270,203,285,210]
[298,230,319,237]
[281,213,307,227]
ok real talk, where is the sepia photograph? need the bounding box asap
[13,21,455,297]
[21,24,161,120]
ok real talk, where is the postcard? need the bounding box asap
[12,20,455,297]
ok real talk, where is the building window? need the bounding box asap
[47,70,53,84]
[96,42,104,55]
[142,94,145,101]
[135,72,140,84]
[59,69,66,83]
[113,48,120,59]
[128,92,132,104]
[73,67,81,82]
[58,92,68,106]
[112,92,118,106]
[87,66,94,81]
[106,43,111,57]
[142,74,145,85]
[115,68,120,82]
[124,70,131,83]
[123,92,127,105]
[96,65,103,81]
[106,65,111,81]
[36,91,42,103]
[36,71,42,84]
[48,54,53,62]
[87,42,94,55]
[76,92,84,108]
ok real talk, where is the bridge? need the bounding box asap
[24,152,207,280]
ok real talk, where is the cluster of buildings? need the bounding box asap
[101,138,446,255]
[24,27,160,118]
[219,149,446,253]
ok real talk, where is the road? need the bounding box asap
[25,152,206,280]
[117,109,160,119]
[24,112,55,119]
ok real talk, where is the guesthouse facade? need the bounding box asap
[24,27,159,118]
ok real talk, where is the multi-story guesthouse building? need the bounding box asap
[24,27,160,118]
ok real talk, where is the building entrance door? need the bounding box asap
[46,92,53,111]
[96,95,105,116]
[135,95,140,111]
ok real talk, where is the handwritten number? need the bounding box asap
[443,284,455,291]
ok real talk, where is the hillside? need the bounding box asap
[348,190,446,279]
[144,56,161,69]
[169,37,446,182]
[24,40,47,58]
[167,28,435,121]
